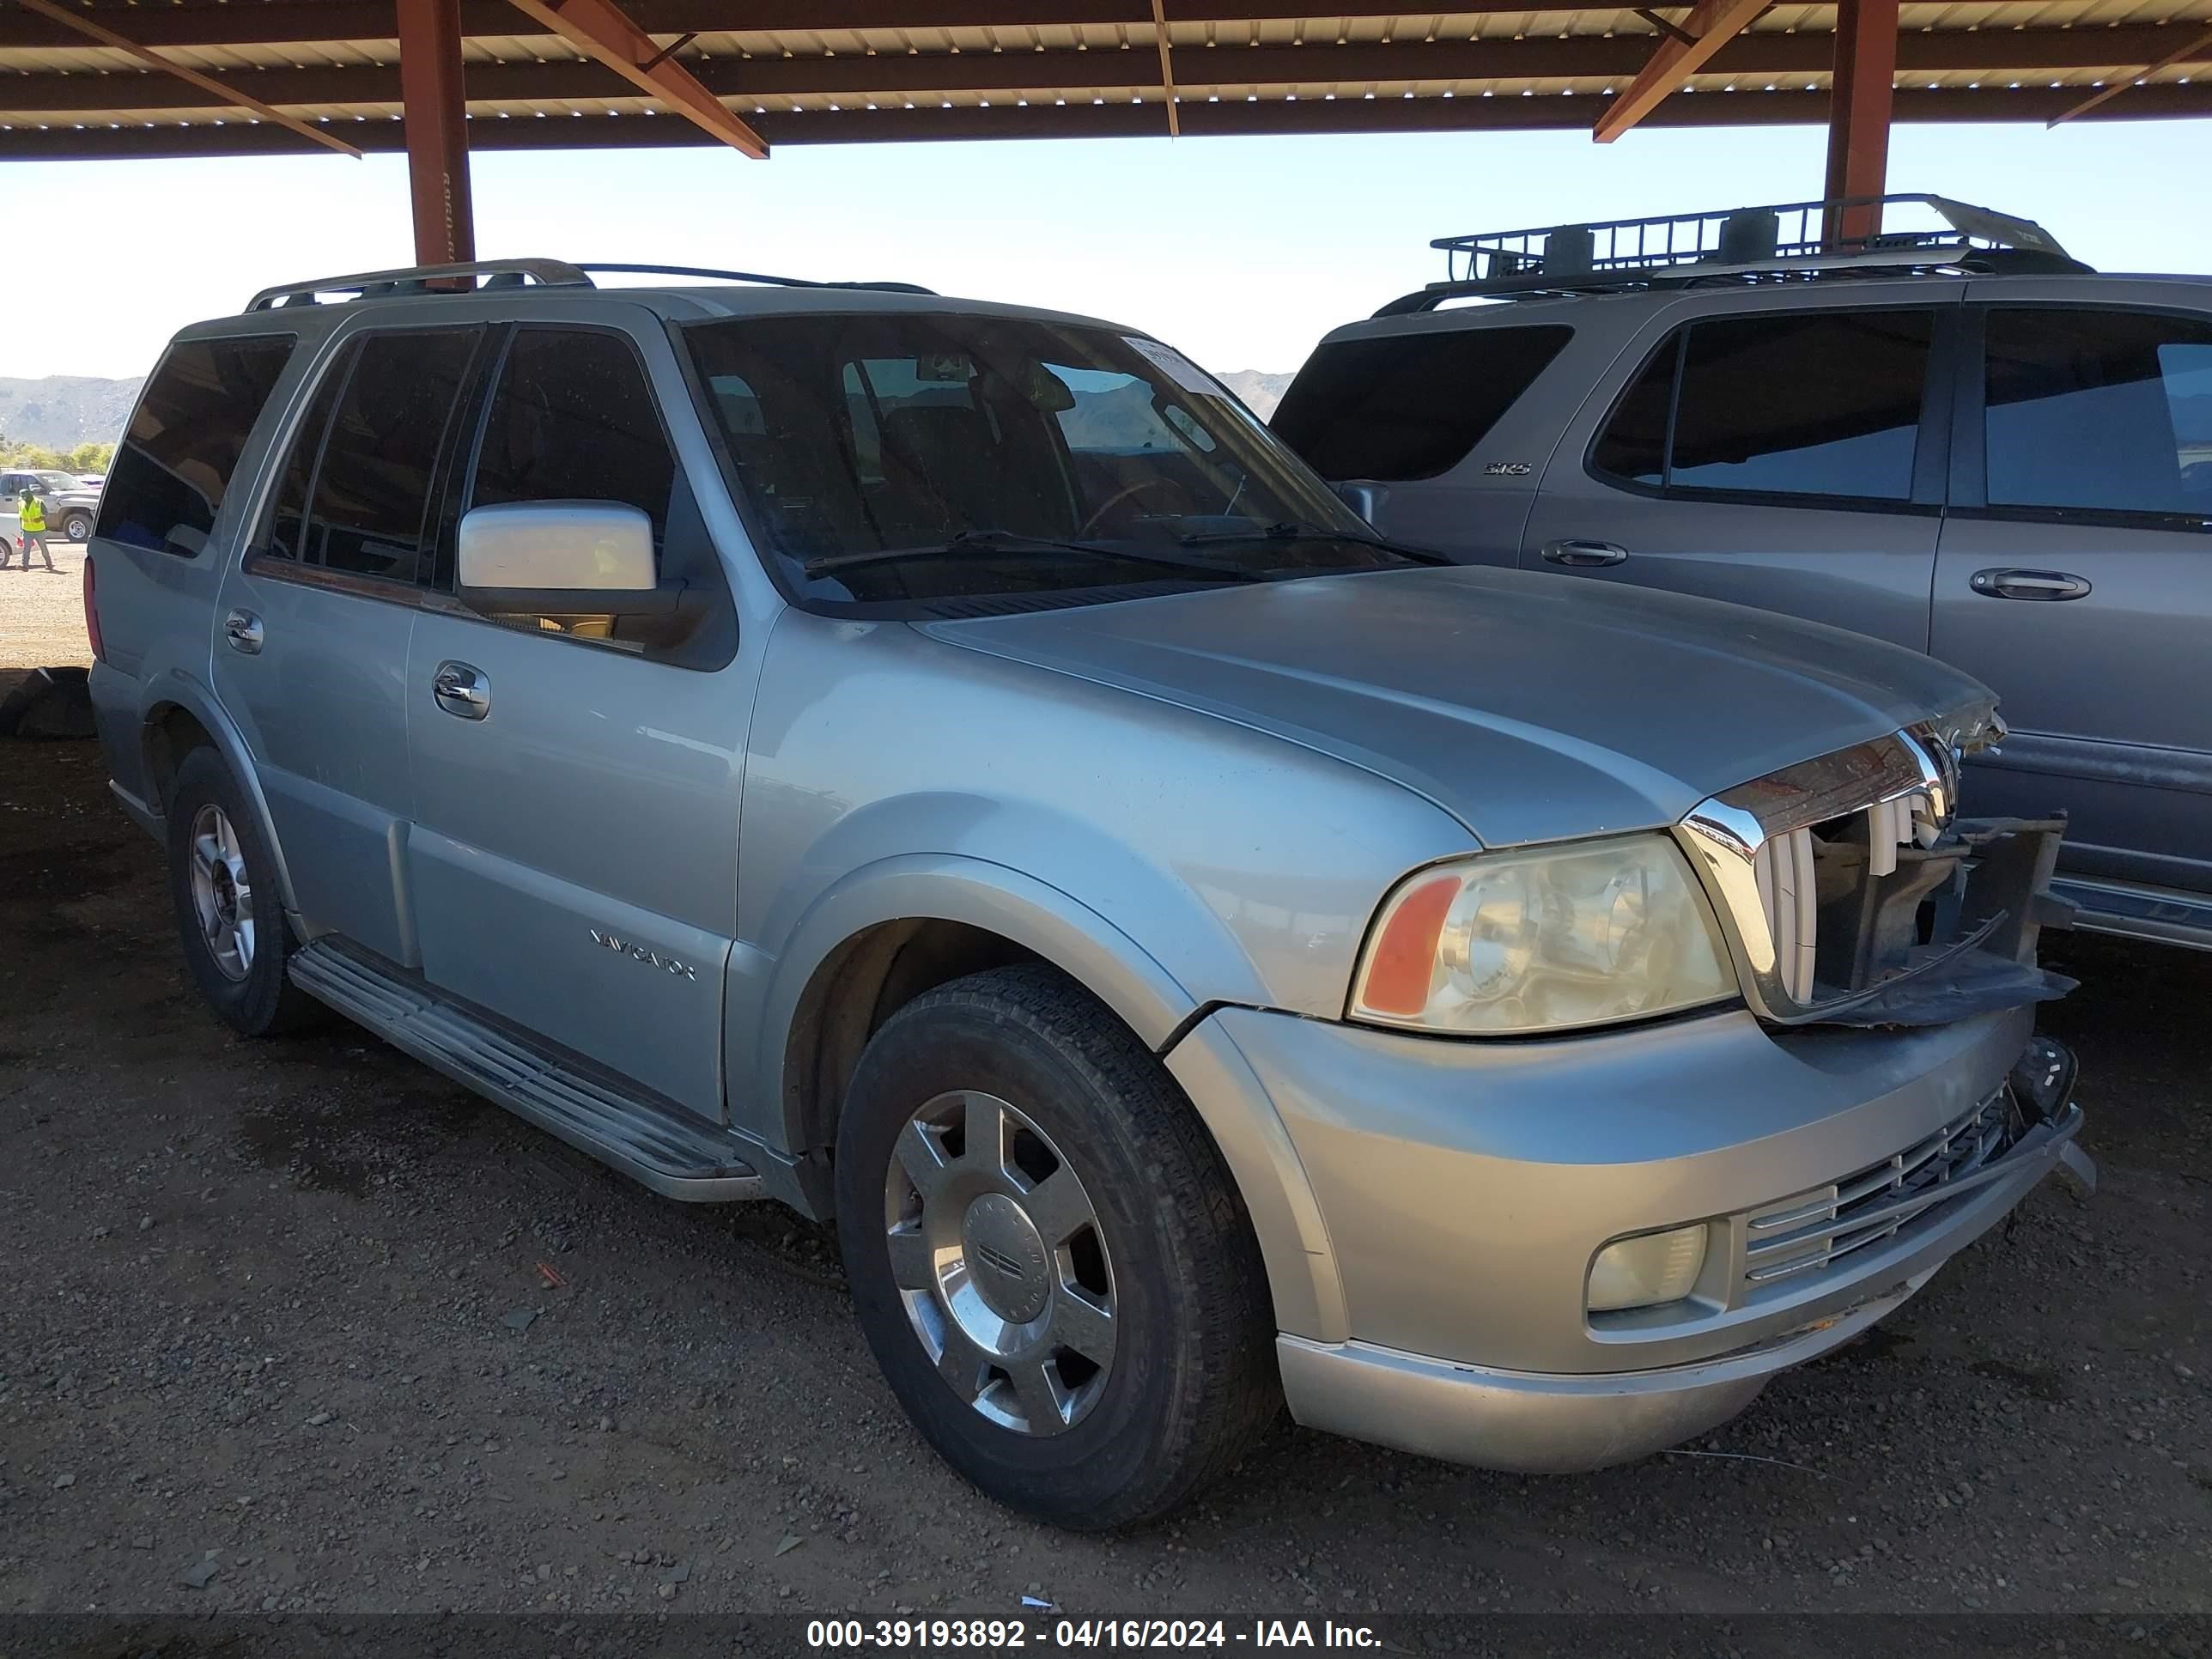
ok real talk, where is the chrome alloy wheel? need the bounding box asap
[884,1090,1117,1436]
[186,803,254,981]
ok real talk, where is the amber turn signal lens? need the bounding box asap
[1357,874,1460,1016]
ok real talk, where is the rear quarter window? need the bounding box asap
[1271,324,1572,481]
[96,334,297,557]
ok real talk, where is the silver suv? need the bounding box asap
[1275,196,2212,954]
[88,257,2088,1529]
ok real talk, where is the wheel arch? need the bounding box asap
[751,855,1346,1340]
[757,856,1198,1182]
[136,674,300,917]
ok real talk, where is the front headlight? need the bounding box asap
[1349,834,1736,1036]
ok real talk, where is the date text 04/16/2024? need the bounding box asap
[805,1619,1382,1649]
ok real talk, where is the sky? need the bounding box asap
[9,115,2212,383]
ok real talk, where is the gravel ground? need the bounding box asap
[1,702,2207,1633]
[0,538,91,672]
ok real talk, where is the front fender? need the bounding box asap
[738,853,1345,1340]
[741,853,1199,1131]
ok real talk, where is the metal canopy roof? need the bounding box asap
[4,0,2210,160]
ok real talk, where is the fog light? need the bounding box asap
[1588,1224,1709,1313]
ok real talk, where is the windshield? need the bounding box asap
[682,313,1409,609]
[33,471,76,491]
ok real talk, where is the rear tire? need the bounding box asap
[165,748,319,1037]
[836,964,1279,1529]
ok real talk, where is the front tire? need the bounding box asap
[63,512,93,542]
[165,748,318,1036]
[836,965,1279,1529]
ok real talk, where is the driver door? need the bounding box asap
[404,317,750,1121]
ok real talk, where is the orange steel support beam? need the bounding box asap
[2047,24,2212,125]
[1823,0,1900,242]
[1151,0,1182,136]
[398,0,477,264]
[12,0,362,158]
[1594,0,1771,141]
[499,0,769,158]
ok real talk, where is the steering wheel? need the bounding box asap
[1076,477,1191,539]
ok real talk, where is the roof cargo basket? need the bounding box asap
[1377,194,2087,315]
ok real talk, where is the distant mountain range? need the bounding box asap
[1218,369,1292,419]
[0,375,143,449]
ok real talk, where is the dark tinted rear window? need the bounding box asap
[1272,325,1573,481]
[1589,336,1678,488]
[1669,312,1931,498]
[95,334,295,556]
[1591,310,1934,503]
[296,329,481,584]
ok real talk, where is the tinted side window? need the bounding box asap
[464,328,734,668]
[1589,336,1678,488]
[1984,307,2212,518]
[94,334,295,556]
[1592,312,1933,503]
[472,329,676,541]
[303,330,479,583]
[258,343,353,563]
[1273,325,1574,481]
[1667,312,1932,500]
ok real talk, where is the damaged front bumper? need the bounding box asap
[1808,815,2078,1027]
[1677,716,2080,1029]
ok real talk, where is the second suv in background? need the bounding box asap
[1274,196,2212,952]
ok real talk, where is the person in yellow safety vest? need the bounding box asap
[15,489,54,571]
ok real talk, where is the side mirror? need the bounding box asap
[1331,481,1385,525]
[455,501,694,646]
[457,500,656,593]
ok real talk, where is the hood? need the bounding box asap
[919,564,1990,848]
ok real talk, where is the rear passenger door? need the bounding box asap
[1933,293,2212,902]
[211,324,486,961]
[404,319,748,1122]
[1522,293,1958,651]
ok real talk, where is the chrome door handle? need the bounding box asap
[222,609,264,654]
[1540,538,1629,568]
[1969,568,2092,602]
[432,660,490,720]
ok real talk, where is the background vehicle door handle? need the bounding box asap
[432,660,491,720]
[222,609,264,654]
[1540,539,1629,568]
[1969,568,2092,602]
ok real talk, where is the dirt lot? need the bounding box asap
[1,699,2207,1634]
[0,538,92,672]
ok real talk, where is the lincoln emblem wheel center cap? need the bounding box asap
[960,1193,1050,1324]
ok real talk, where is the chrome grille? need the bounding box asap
[1678,720,1984,1024]
[1752,825,1819,1004]
[1742,1090,2014,1288]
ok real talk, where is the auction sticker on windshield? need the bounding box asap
[1124,336,1220,397]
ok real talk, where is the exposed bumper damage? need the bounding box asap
[1810,816,2079,1028]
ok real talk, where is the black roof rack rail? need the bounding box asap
[1374,194,2087,316]
[577,262,936,295]
[245,258,592,312]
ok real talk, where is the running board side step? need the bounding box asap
[289,940,767,1202]
[2051,876,2212,953]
